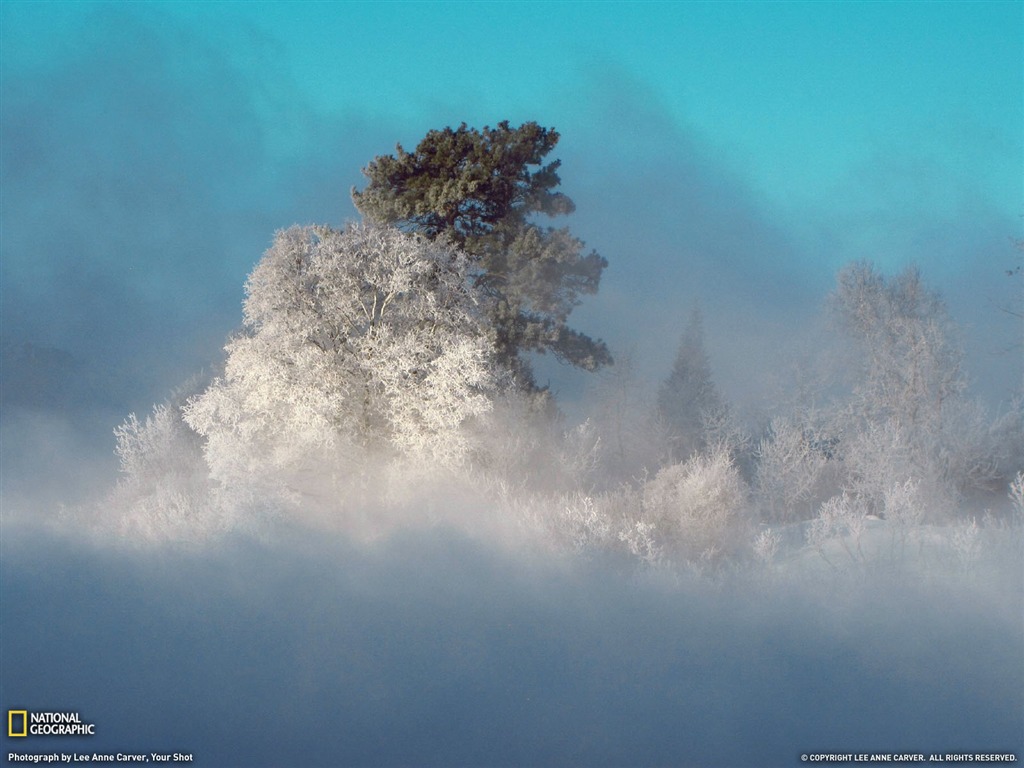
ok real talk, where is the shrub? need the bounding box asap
[641,449,749,563]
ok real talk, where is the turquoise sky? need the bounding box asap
[2,0,1021,408]
[7,1,1018,227]
[134,1,1023,219]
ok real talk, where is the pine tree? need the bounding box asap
[352,121,610,387]
[656,306,723,460]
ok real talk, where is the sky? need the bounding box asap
[2,0,1021,426]
[1,3,1023,766]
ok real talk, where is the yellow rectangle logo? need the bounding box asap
[8,710,27,737]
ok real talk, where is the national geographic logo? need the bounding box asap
[7,711,96,737]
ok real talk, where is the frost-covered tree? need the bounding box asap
[353,121,610,387]
[183,223,497,497]
[831,262,965,435]
[827,261,1007,515]
[656,306,723,460]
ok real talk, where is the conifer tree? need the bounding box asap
[352,121,610,387]
[656,306,723,459]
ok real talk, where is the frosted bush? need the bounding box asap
[114,404,196,487]
[882,478,925,529]
[641,448,749,564]
[936,399,1005,495]
[109,402,222,542]
[700,404,750,462]
[752,527,781,566]
[754,416,837,523]
[989,401,1024,486]
[619,520,663,567]
[881,478,927,564]
[557,493,613,553]
[807,493,867,568]
[843,419,956,521]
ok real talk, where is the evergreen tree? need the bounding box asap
[656,306,722,459]
[352,121,610,387]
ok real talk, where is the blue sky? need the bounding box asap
[1,0,1021,414]
[159,0,1022,224]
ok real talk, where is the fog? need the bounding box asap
[3,521,1021,767]
[2,3,1022,767]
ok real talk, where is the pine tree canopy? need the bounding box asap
[352,121,611,386]
[657,306,723,458]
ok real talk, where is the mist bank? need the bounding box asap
[2,521,1021,768]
